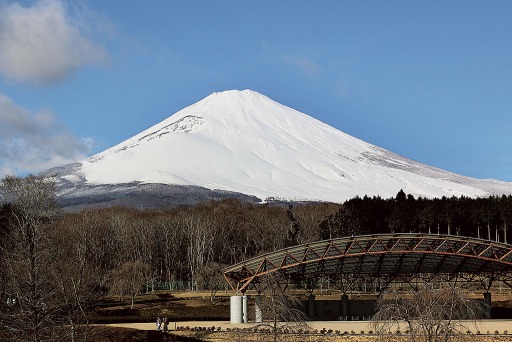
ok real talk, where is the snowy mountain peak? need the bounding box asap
[52,89,512,205]
[211,89,267,100]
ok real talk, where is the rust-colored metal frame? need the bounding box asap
[223,234,512,293]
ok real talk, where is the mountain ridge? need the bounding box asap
[45,89,512,208]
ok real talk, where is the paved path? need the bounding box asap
[109,319,512,334]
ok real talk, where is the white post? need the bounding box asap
[230,296,243,324]
[242,295,248,323]
[255,295,263,323]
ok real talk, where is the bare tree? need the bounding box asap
[110,261,151,309]
[0,204,12,307]
[182,212,214,290]
[0,175,61,342]
[50,213,99,342]
[371,284,485,342]
[196,262,226,303]
[254,272,310,342]
[292,203,339,244]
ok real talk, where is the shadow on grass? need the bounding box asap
[91,294,230,324]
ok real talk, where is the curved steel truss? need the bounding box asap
[223,234,512,293]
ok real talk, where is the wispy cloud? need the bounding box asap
[0,94,91,177]
[0,0,109,85]
[282,55,323,77]
[261,42,323,77]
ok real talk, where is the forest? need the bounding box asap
[1,175,512,340]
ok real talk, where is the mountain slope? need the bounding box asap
[47,90,512,206]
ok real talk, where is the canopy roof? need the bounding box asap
[223,234,512,293]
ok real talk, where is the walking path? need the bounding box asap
[109,319,512,334]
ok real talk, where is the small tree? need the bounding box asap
[196,262,225,303]
[254,272,310,342]
[371,284,485,342]
[110,261,150,309]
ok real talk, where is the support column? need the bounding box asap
[307,294,315,319]
[255,295,263,323]
[340,294,349,318]
[242,295,248,323]
[230,295,243,324]
[484,292,492,319]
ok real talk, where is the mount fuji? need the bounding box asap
[44,89,512,209]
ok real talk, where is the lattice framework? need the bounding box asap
[223,234,512,293]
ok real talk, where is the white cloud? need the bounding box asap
[0,94,91,177]
[0,0,109,84]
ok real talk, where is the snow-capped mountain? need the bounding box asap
[46,89,512,208]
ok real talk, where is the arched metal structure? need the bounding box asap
[223,234,512,293]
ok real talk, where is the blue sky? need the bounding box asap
[1,0,511,181]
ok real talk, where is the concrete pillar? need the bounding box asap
[255,295,263,323]
[484,292,492,319]
[307,294,315,319]
[230,295,243,324]
[340,293,349,317]
[242,295,248,323]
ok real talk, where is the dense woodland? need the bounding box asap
[1,175,512,340]
[321,189,512,242]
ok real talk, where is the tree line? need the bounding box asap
[1,175,512,341]
[320,189,512,242]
